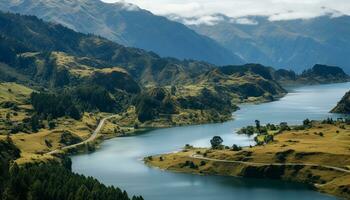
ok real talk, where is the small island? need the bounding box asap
[145,119,350,199]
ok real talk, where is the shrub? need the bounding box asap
[264,135,274,144]
[210,136,223,149]
[48,120,56,130]
[232,144,242,151]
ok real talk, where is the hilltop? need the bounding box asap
[221,63,349,86]
[332,91,350,114]
[297,64,350,84]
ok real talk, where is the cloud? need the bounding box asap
[168,14,225,26]
[115,0,140,11]
[231,18,258,25]
[102,0,350,23]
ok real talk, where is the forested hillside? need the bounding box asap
[0,139,143,200]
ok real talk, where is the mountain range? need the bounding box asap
[3,0,350,74]
[0,0,243,66]
[173,14,350,73]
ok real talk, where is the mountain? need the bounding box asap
[1,11,347,127]
[0,0,243,65]
[0,11,287,126]
[331,91,350,114]
[176,14,350,73]
[0,11,217,87]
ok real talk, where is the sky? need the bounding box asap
[102,0,350,24]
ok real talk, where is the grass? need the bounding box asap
[0,82,34,135]
[51,51,128,78]
[0,82,139,164]
[0,82,113,163]
[146,121,350,199]
[0,112,99,164]
[0,82,33,103]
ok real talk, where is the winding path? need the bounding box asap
[190,154,350,173]
[47,115,118,155]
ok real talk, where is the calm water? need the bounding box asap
[72,82,350,200]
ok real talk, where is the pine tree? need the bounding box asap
[75,185,89,200]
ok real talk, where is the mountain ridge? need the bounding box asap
[0,0,243,65]
[172,14,350,73]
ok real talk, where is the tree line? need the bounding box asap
[31,85,119,120]
[0,139,143,200]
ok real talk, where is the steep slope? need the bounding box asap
[0,0,242,65]
[0,11,215,86]
[182,14,350,73]
[331,91,350,114]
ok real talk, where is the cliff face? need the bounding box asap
[332,91,350,114]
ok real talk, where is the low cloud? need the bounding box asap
[102,0,350,23]
[231,18,258,25]
[168,14,225,26]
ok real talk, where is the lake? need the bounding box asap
[71,82,349,200]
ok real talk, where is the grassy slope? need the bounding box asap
[0,82,128,164]
[146,122,350,199]
[0,82,33,103]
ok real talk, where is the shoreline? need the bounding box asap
[9,82,347,197]
[48,95,282,157]
[144,121,350,200]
